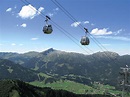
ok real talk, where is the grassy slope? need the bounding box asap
[0,79,113,97]
[30,80,127,96]
[30,80,92,94]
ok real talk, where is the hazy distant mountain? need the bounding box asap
[0,48,130,86]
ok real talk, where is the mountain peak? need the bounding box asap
[42,48,55,55]
[92,51,119,59]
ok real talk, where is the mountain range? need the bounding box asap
[0,48,130,87]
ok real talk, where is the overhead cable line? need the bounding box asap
[51,0,109,50]
[50,0,94,53]
[20,0,92,55]
[51,0,110,55]
[51,0,119,62]
[21,0,119,67]
[51,0,84,31]
[51,0,107,51]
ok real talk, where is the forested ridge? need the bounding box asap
[0,79,112,97]
[0,48,130,87]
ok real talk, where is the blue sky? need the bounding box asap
[0,0,130,55]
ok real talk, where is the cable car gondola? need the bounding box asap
[80,36,90,45]
[43,16,53,34]
[80,28,90,45]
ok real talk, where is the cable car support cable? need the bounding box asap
[20,0,92,55]
[51,0,119,63]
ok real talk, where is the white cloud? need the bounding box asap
[48,8,59,17]
[11,43,16,46]
[18,5,45,19]
[31,38,38,40]
[71,20,95,27]
[18,4,37,19]
[83,21,89,24]
[37,7,44,15]
[114,29,124,35]
[6,8,12,12]
[53,8,59,11]
[71,22,81,27]
[91,28,112,35]
[96,36,130,41]
[21,23,27,27]
[48,13,54,17]
[19,44,23,46]
[91,23,95,26]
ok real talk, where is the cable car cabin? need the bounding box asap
[80,36,90,45]
[43,25,53,34]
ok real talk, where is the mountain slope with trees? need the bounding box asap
[0,48,130,87]
[0,79,112,97]
[0,59,41,81]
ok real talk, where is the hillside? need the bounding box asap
[0,48,130,87]
[0,79,111,97]
[0,59,41,81]
[30,80,124,96]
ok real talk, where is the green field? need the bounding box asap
[30,80,93,94]
[29,80,130,97]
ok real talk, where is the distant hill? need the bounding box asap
[0,59,41,81]
[0,79,111,97]
[0,48,130,87]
